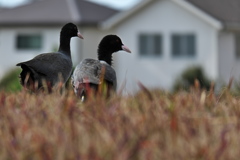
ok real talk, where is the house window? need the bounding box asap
[139,34,162,57]
[171,34,196,57]
[16,34,42,50]
[236,33,240,58]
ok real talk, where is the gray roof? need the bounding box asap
[0,0,119,26]
[187,0,240,29]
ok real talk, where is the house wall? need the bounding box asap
[218,31,240,85]
[113,0,219,94]
[0,26,83,78]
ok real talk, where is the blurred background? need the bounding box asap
[0,0,240,94]
[0,0,141,9]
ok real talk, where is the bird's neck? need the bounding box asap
[98,48,113,66]
[58,34,71,56]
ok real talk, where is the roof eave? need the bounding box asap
[0,21,98,27]
[0,22,69,27]
[100,0,155,30]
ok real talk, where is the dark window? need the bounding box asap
[171,34,196,57]
[139,34,162,57]
[16,34,42,50]
[236,33,240,58]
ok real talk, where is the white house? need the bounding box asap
[0,0,240,94]
[102,0,240,93]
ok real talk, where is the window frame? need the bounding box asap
[138,33,163,58]
[16,33,43,50]
[171,33,196,58]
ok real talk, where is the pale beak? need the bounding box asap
[77,32,84,39]
[122,45,131,53]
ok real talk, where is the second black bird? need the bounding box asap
[72,35,131,100]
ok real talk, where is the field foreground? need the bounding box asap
[0,87,240,160]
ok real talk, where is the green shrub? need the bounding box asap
[0,68,22,92]
[173,66,211,91]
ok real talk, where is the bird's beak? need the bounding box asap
[77,32,84,39]
[122,45,131,53]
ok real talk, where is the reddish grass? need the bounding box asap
[1,86,240,160]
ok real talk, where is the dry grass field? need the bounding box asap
[1,83,240,160]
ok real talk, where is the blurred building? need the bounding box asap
[0,0,240,93]
[0,0,118,79]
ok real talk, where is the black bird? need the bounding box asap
[16,23,84,92]
[72,35,131,100]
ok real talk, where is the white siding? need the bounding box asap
[113,0,219,93]
[218,32,240,85]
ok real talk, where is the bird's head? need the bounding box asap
[98,35,131,54]
[61,23,84,39]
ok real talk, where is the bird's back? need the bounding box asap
[72,59,117,96]
[17,52,73,89]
